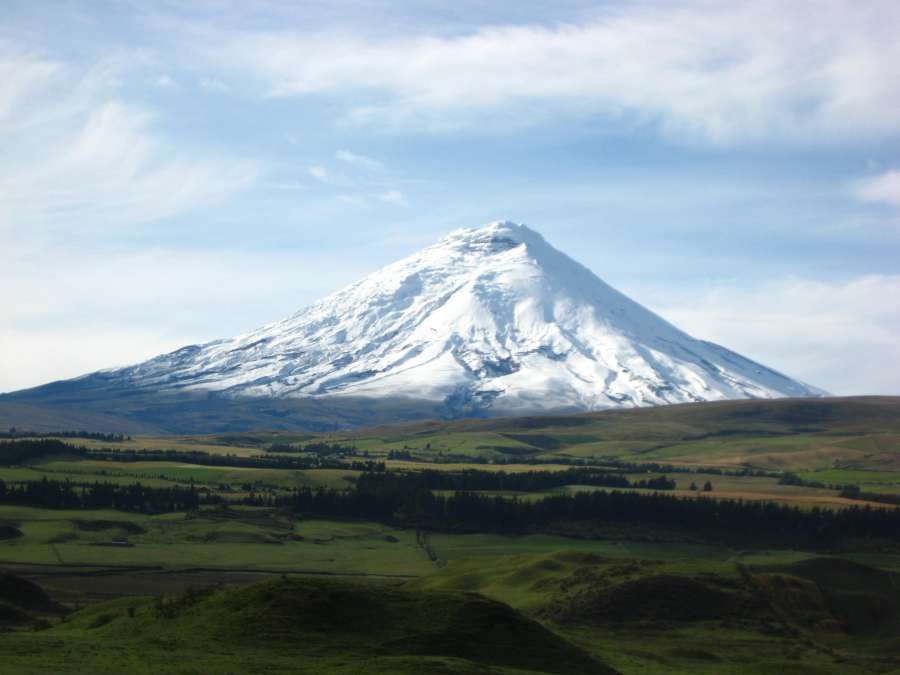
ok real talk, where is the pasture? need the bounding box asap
[1,397,899,673]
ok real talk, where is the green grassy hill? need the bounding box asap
[0,572,65,628]
[1,397,898,674]
[326,396,900,472]
[411,550,900,674]
[0,576,616,674]
[4,396,899,510]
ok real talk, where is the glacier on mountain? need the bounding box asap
[87,221,825,414]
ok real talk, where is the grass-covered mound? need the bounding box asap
[754,557,900,636]
[0,573,65,628]
[0,576,615,674]
[412,550,900,673]
[548,572,757,624]
[413,551,760,626]
[0,574,64,613]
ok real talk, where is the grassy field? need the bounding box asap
[0,505,430,576]
[1,500,899,674]
[6,397,897,496]
[4,404,900,514]
[318,396,900,468]
[3,454,884,511]
[30,458,359,490]
[1,397,898,673]
[18,395,899,464]
[412,549,900,674]
[0,457,361,494]
[0,575,617,674]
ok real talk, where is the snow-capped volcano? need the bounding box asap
[80,221,823,413]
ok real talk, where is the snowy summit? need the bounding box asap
[83,221,824,414]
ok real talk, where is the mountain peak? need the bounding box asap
[436,220,545,255]
[15,221,825,418]
[444,219,535,240]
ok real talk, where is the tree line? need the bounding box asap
[0,440,86,465]
[2,472,898,548]
[258,475,900,549]
[267,441,358,456]
[0,440,385,473]
[2,429,129,442]
[0,477,202,513]
[87,447,385,472]
[355,468,675,493]
[602,459,777,478]
[780,472,900,506]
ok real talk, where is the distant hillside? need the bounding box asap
[321,395,900,471]
[1,397,897,475]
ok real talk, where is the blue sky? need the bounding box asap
[2,0,899,395]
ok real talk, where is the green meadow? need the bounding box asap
[1,397,899,673]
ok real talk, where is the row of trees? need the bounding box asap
[2,472,898,548]
[254,476,900,549]
[602,459,776,478]
[0,477,203,513]
[2,429,128,441]
[0,439,380,473]
[84,448,386,473]
[266,441,358,456]
[355,468,676,493]
[0,439,85,465]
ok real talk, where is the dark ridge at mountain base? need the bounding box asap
[0,390,452,434]
[0,391,894,436]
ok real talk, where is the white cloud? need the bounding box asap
[153,73,178,88]
[335,149,384,171]
[0,45,258,249]
[195,1,900,143]
[638,275,900,396]
[0,46,60,123]
[307,158,403,202]
[855,169,900,208]
[198,77,230,93]
[307,165,333,183]
[376,189,407,206]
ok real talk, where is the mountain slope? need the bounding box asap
[7,221,823,421]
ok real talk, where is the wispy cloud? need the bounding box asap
[335,149,384,171]
[308,152,404,203]
[153,73,178,89]
[198,77,229,93]
[376,189,407,206]
[854,169,900,208]
[307,165,333,183]
[193,1,900,143]
[0,44,258,249]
